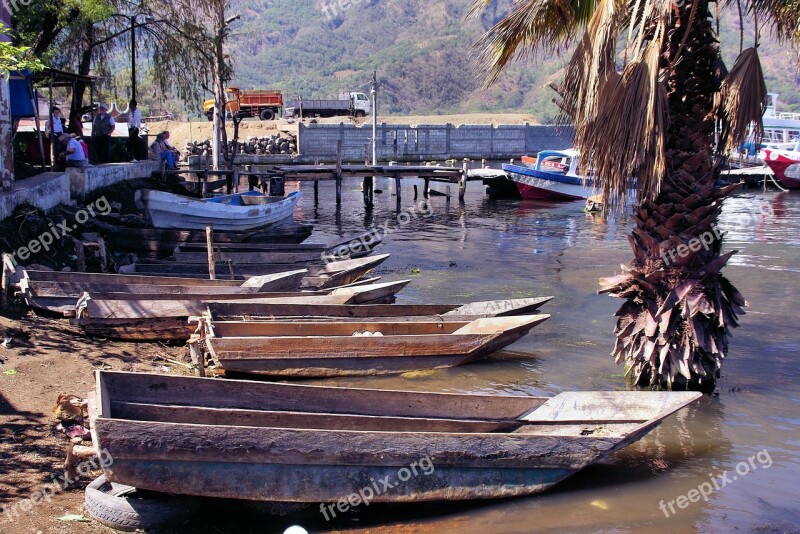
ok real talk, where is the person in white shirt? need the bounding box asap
[47,107,65,169]
[127,100,142,161]
[59,133,86,167]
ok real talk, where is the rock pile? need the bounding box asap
[182,133,298,160]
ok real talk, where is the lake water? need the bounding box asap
[282,178,800,533]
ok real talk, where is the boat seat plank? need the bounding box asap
[99,372,544,420]
[110,402,520,433]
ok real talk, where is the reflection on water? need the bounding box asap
[292,180,800,533]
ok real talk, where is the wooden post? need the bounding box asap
[232,168,240,194]
[97,236,107,272]
[423,177,430,198]
[0,253,9,309]
[394,174,401,203]
[73,239,86,272]
[205,225,215,280]
[227,259,234,280]
[460,159,468,202]
[314,179,319,205]
[188,339,206,377]
[413,184,418,200]
[335,140,343,205]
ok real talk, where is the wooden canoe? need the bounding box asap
[198,314,549,377]
[172,230,383,263]
[97,224,314,256]
[18,270,309,317]
[91,370,702,503]
[120,253,391,289]
[136,189,302,231]
[75,296,553,343]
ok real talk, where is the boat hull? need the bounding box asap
[92,371,701,503]
[502,164,595,200]
[137,190,302,230]
[762,149,800,188]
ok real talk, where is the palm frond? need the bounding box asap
[472,0,600,85]
[577,23,668,209]
[716,47,767,154]
[555,0,628,125]
[744,0,800,42]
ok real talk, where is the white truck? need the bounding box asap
[284,92,371,118]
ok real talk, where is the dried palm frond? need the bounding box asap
[470,0,602,85]
[556,0,628,127]
[716,47,767,154]
[576,23,668,210]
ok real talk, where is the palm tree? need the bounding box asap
[470,0,799,391]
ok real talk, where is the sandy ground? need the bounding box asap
[145,113,540,149]
[0,309,191,533]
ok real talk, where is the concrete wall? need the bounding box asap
[68,161,160,200]
[298,123,574,162]
[0,172,70,221]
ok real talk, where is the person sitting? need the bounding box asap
[59,133,87,168]
[161,131,181,161]
[150,133,177,169]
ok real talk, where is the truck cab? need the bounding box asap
[348,92,372,117]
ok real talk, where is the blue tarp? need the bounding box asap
[9,70,35,118]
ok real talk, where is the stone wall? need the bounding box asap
[0,172,70,221]
[298,123,574,162]
[68,161,160,200]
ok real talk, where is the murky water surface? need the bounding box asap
[287,178,800,533]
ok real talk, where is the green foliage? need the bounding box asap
[0,24,44,74]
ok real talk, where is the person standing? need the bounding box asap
[46,107,65,169]
[127,100,142,161]
[91,104,115,164]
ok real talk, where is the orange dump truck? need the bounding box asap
[203,88,283,121]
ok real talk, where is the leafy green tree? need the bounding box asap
[471,0,800,390]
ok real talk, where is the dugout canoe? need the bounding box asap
[120,253,391,289]
[90,370,702,503]
[93,223,314,256]
[172,230,382,263]
[73,280,411,342]
[75,296,552,343]
[197,314,549,377]
[17,270,308,317]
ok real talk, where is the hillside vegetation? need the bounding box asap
[224,0,799,120]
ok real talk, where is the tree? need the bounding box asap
[154,0,238,168]
[471,0,800,391]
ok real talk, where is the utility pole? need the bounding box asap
[130,16,136,101]
[371,69,377,166]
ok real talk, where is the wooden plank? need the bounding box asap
[109,402,518,433]
[97,371,543,420]
[521,391,703,423]
[94,418,615,469]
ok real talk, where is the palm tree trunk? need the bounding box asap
[603,0,745,391]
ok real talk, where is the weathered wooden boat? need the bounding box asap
[196,314,549,377]
[120,253,391,289]
[17,270,308,317]
[73,280,410,342]
[96,224,314,256]
[91,371,702,503]
[76,297,553,343]
[172,229,382,263]
[135,189,302,231]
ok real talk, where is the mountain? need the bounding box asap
[226,0,800,120]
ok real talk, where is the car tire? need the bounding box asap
[84,475,201,532]
[260,109,276,121]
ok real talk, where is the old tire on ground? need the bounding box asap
[260,109,275,121]
[85,475,201,532]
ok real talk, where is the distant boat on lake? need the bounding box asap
[503,149,597,201]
